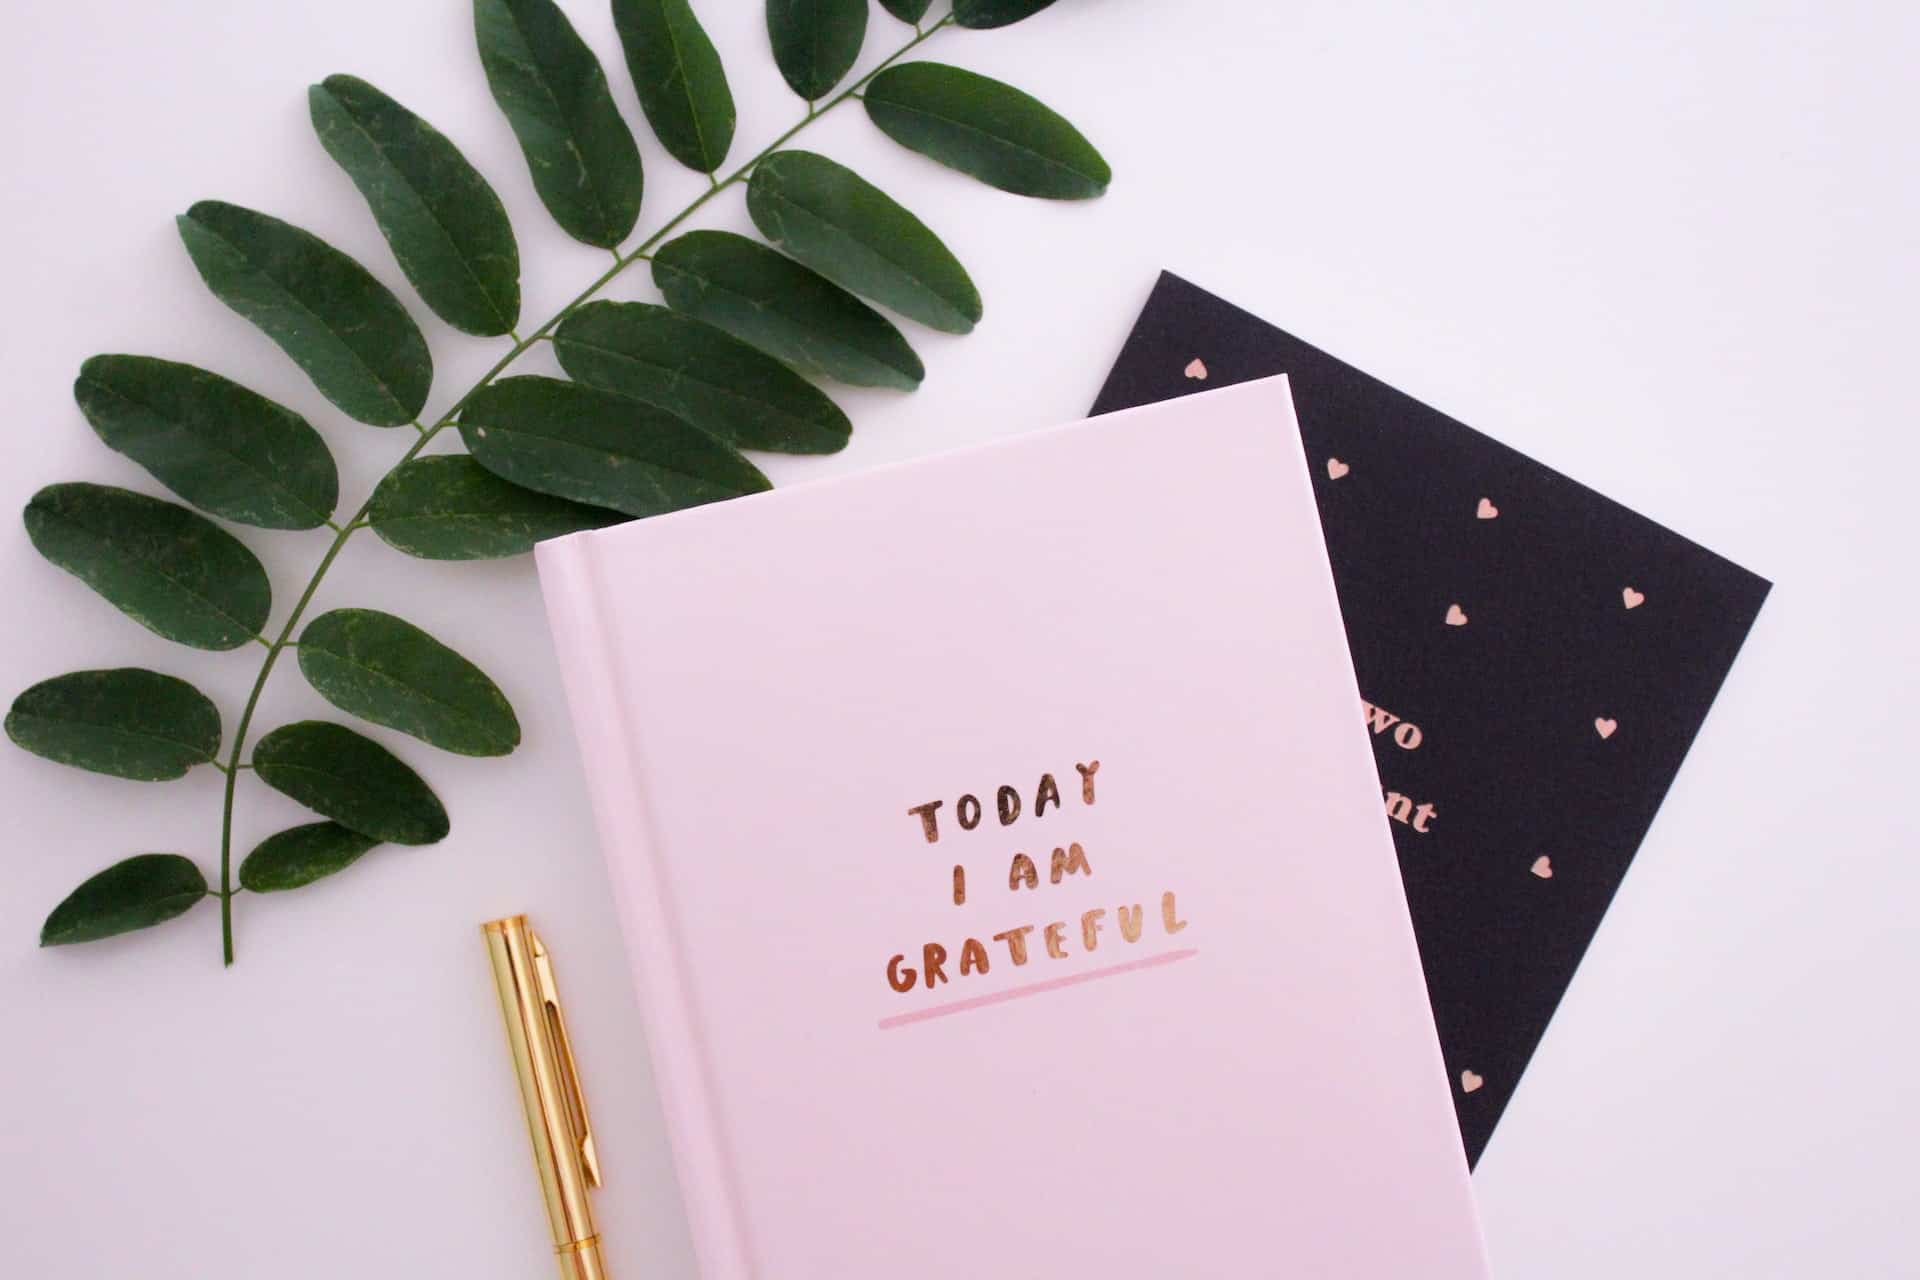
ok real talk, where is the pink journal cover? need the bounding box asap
[536,375,1489,1278]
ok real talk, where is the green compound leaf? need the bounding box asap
[475,0,644,248]
[310,74,521,336]
[239,822,383,893]
[7,669,221,781]
[297,608,520,757]
[879,0,932,23]
[864,61,1111,199]
[74,355,338,530]
[253,721,450,846]
[766,0,867,101]
[24,483,271,651]
[953,0,1059,28]
[554,301,851,452]
[41,854,208,947]
[176,200,434,425]
[747,150,980,334]
[460,375,770,518]
[368,455,623,560]
[653,231,923,390]
[613,0,736,174]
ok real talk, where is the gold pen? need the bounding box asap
[483,915,609,1280]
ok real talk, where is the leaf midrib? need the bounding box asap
[191,214,411,420]
[756,180,966,322]
[8,710,215,765]
[559,331,840,439]
[806,3,832,97]
[660,0,717,170]
[36,500,263,643]
[382,507,555,524]
[319,86,514,333]
[303,641,512,752]
[870,92,1101,185]
[659,257,906,374]
[47,886,206,943]
[496,0,623,238]
[474,415,718,499]
[245,829,377,887]
[78,373,329,527]
[255,754,426,818]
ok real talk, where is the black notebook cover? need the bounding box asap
[1091,272,1771,1165]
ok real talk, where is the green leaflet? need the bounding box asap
[310,74,522,336]
[613,0,736,173]
[653,232,923,389]
[41,854,208,946]
[863,61,1111,199]
[475,0,644,248]
[747,150,980,333]
[74,355,338,530]
[368,456,623,560]
[176,201,434,425]
[239,822,383,892]
[297,608,521,757]
[24,483,271,651]
[554,301,852,452]
[460,375,771,518]
[7,668,221,781]
[878,0,932,22]
[952,0,1059,28]
[252,721,450,845]
[766,0,868,100]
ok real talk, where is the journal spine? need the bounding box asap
[536,534,755,1279]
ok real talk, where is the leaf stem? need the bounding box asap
[208,15,953,965]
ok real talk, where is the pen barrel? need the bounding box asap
[558,1237,610,1280]
[484,916,606,1274]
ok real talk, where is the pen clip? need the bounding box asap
[529,928,603,1189]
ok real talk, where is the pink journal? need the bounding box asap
[536,375,1489,1278]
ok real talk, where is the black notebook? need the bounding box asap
[1091,272,1771,1165]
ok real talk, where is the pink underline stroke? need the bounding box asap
[876,947,1200,1031]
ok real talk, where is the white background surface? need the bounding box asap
[2,2,1914,1276]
